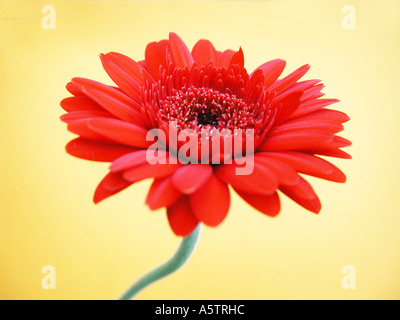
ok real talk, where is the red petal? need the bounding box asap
[301,84,325,101]
[171,164,213,194]
[123,162,181,182]
[60,110,114,123]
[229,47,244,69]
[93,172,132,204]
[235,189,280,217]
[218,49,235,68]
[252,59,286,88]
[190,175,230,226]
[273,91,303,124]
[259,129,333,151]
[87,118,150,148]
[310,135,352,149]
[81,84,145,126]
[60,96,102,112]
[307,148,352,159]
[269,64,310,94]
[168,32,194,68]
[107,52,154,84]
[270,120,344,136]
[249,66,264,83]
[146,177,181,210]
[215,159,278,195]
[167,196,199,236]
[145,41,168,80]
[99,53,146,102]
[292,109,350,123]
[72,77,143,107]
[66,81,82,96]
[265,151,346,182]
[110,150,148,171]
[297,136,351,156]
[102,52,149,82]
[281,176,317,200]
[255,153,300,186]
[191,39,218,67]
[280,177,321,213]
[273,79,321,103]
[110,150,170,172]
[290,99,340,119]
[67,119,110,142]
[66,138,136,162]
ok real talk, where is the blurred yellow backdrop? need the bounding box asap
[0,0,399,300]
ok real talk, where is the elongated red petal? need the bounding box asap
[123,162,181,182]
[102,52,148,82]
[191,39,218,67]
[215,159,278,195]
[281,176,318,200]
[273,79,321,103]
[107,51,153,83]
[301,84,325,101]
[67,119,111,142]
[269,64,310,94]
[248,69,264,92]
[229,47,244,69]
[273,91,303,124]
[71,77,143,111]
[270,120,344,136]
[145,41,168,80]
[81,85,144,126]
[66,138,136,162]
[190,175,230,226]
[99,53,145,102]
[93,172,132,204]
[110,150,147,172]
[309,135,352,149]
[252,59,286,88]
[146,177,181,210]
[110,150,172,173]
[61,96,103,112]
[87,118,151,148]
[167,196,199,236]
[259,129,333,151]
[290,99,340,119]
[60,110,114,123]
[306,148,352,159]
[292,109,350,123]
[265,151,346,182]
[255,154,300,186]
[66,82,82,96]
[168,32,194,68]
[218,49,235,68]
[235,189,280,217]
[280,177,321,213]
[171,164,213,194]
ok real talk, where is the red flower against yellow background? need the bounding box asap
[61,33,350,237]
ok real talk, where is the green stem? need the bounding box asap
[120,224,202,300]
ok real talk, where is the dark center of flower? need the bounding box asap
[158,86,255,132]
[195,109,219,128]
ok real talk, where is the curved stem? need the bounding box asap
[120,224,202,300]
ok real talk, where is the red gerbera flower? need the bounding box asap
[61,32,351,237]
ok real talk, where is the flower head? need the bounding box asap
[61,33,351,236]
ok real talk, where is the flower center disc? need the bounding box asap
[159,86,254,132]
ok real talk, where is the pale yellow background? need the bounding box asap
[0,0,399,299]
